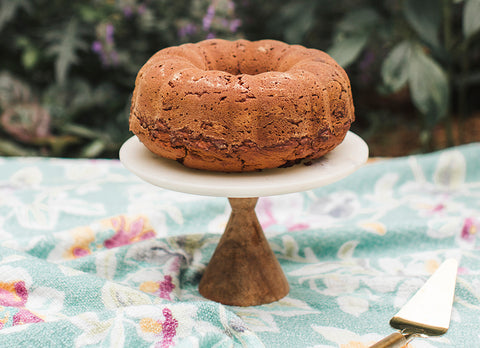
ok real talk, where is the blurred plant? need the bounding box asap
[0,73,49,155]
[239,0,479,152]
[177,0,242,42]
[327,0,480,150]
[0,0,243,157]
[0,0,478,157]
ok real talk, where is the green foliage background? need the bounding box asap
[0,0,479,157]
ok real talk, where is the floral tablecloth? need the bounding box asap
[0,143,479,347]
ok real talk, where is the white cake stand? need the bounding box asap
[119,131,368,306]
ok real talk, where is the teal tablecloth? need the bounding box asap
[0,143,479,347]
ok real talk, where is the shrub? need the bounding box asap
[0,0,242,157]
[0,0,478,157]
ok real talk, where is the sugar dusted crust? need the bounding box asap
[129,39,355,172]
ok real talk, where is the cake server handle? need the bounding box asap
[369,331,415,348]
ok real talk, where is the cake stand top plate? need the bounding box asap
[119,131,368,198]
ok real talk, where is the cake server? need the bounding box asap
[370,258,458,348]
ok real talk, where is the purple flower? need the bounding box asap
[91,23,122,67]
[206,32,216,39]
[109,50,119,65]
[203,4,215,30]
[358,50,375,84]
[206,3,215,16]
[92,41,103,53]
[138,3,146,15]
[105,23,114,45]
[227,0,235,11]
[123,6,133,18]
[229,18,241,32]
[178,23,197,38]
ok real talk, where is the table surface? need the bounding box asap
[0,143,479,347]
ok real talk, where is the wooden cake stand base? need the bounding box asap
[199,197,289,306]
[119,132,368,306]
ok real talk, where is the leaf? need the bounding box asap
[0,0,32,32]
[159,204,184,225]
[110,314,125,348]
[336,7,380,32]
[394,278,425,309]
[28,287,65,313]
[95,249,117,280]
[337,240,359,259]
[46,19,88,84]
[381,41,413,92]
[427,219,459,239]
[358,221,386,236]
[408,44,450,127]
[337,295,369,317]
[403,0,441,48]
[56,196,106,217]
[290,262,342,278]
[10,166,42,187]
[22,47,38,69]
[327,8,379,68]
[15,199,59,230]
[101,282,153,309]
[281,2,316,44]
[373,172,399,199]
[433,150,466,189]
[328,34,369,68]
[0,138,35,156]
[233,308,279,333]
[16,36,39,70]
[80,139,106,158]
[322,274,360,297]
[0,72,32,105]
[311,325,367,345]
[263,297,318,316]
[463,0,480,39]
[71,312,114,346]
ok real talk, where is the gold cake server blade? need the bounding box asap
[370,258,458,348]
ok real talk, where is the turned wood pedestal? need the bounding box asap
[199,197,289,306]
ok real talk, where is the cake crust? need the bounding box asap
[129,39,355,172]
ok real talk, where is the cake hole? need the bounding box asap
[204,54,286,76]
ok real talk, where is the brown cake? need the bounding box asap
[129,39,355,172]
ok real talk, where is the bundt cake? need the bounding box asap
[129,39,355,172]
